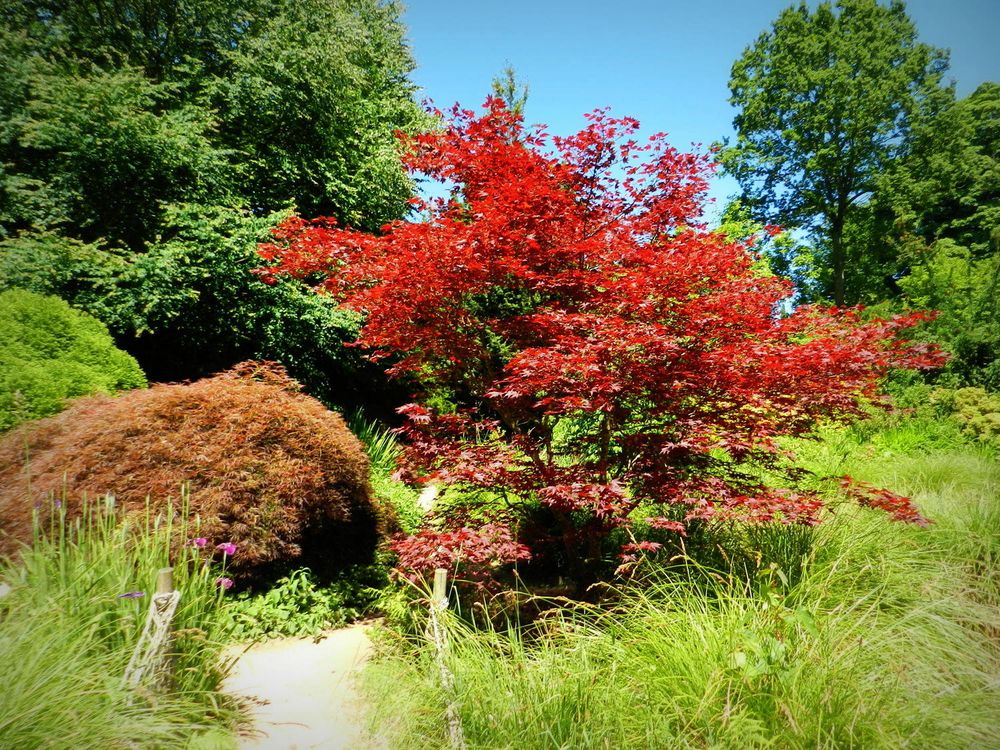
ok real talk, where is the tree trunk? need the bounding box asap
[831,210,846,307]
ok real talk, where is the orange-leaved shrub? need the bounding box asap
[0,361,381,580]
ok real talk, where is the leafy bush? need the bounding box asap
[0,208,404,413]
[931,387,1000,447]
[1,0,428,412]
[0,288,146,430]
[0,361,381,580]
[222,565,388,641]
[894,240,1000,390]
[0,496,239,749]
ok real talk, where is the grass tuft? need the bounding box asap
[0,495,240,749]
[363,421,1000,750]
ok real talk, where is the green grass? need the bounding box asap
[348,409,423,533]
[363,420,1000,750]
[0,495,240,749]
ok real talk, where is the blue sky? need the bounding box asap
[401,0,999,220]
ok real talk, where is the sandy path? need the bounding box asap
[223,623,381,750]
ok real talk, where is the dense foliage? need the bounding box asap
[0,362,380,580]
[722,0,951,306]
[870,82,1000,388]
[0,0,425,397]
[261,100,943,586]
[0,288,145,430]
[0,0,423,243]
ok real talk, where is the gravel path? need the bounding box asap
[223,623,381,750]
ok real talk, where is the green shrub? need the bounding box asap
[222,564,389,641]
[931,386,1000,447]
[0,288,146,430]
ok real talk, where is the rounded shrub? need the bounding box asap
[0,361,382,580]
[0,288,146,430]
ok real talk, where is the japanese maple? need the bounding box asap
[259,99,943,585]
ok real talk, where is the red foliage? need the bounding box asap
[260,99,944,582]
[391,524,530,586]
[839,476,931,526]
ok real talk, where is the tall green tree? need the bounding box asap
[491,64,529,116]
[1,0,425,246]
[214,0,423,228]
[722,0,950,306]
[0,0,425,406]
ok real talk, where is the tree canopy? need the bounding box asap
[872,81,1000,388]
[0,0,425,402]
[722,0,951,306]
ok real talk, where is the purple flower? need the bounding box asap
[216,542,237,556]
[117,591,145,599]
[186,537,208,548]
[215,577,234,590]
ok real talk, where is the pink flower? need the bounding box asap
[215,577,234,590]
[216,542,237,556]
[186,537,208,548]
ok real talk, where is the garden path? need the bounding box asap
[223,622,382,750]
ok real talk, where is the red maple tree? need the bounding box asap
[260,99,942,585]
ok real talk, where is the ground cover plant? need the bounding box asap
[0,496,239,749]
[222,565,388,641]
[260,99,945,590]
[0,288,146,431]
[0,361,380,581]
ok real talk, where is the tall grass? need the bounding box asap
[364,425,1000,749]
[347,410,423,533]
[0,494,240,749]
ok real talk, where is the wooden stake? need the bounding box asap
[427,567,466,750]
[433,567,448,607]
[156,567,173,595]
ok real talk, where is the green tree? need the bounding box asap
[214,0,423,228]
[869,82,1000,388]
[2,58,229,249]
[722,0,950,306]
[1,0,424,245]
[491,64,529,116]
[878,82,999,259]
[0,0,425,406]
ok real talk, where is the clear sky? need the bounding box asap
[401,0,999,220]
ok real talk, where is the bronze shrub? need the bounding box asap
[0,361,381,580]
